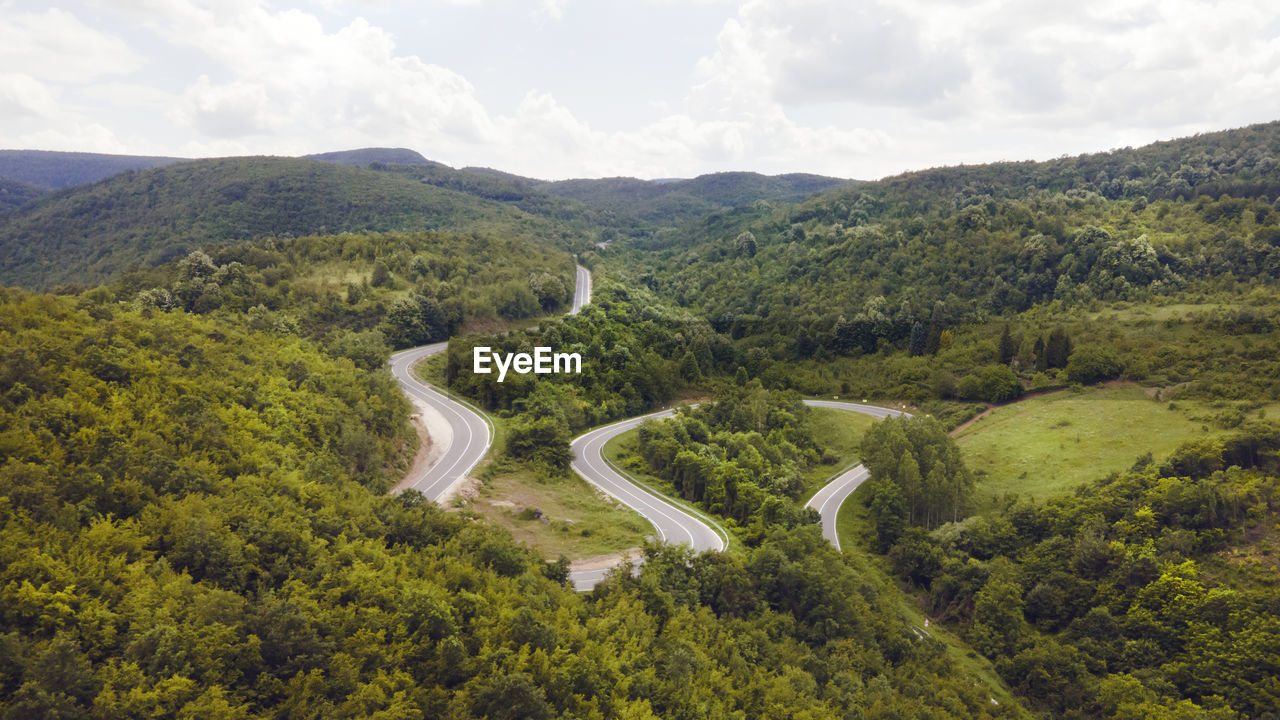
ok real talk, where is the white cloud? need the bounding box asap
[16,122,130,155]
[175,76,282,138]
[110,3,496,156]
[0,73,61,119]
[95,0,887,177]
[536,0,567,20]
[691,0,970,112]
[898,0,1280,130]
[0,7,143,84]
[5,0,1280,180]
[679,0,1280,176]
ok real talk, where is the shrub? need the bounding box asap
[1064,347,1122,385]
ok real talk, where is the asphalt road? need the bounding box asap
[801,400,910,550]
[570,263,591,314]
[389,264,592,501]
[389,267,895,589]
[388,341,490,501]
[569,408,727,589]
[564,399,907,587]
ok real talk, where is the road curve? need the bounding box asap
[569,408,727,589]
[565,399,908,587]
[389,264,591,501]
[389,267,897,588]
[389,342,491,501]
[802,400,910,550]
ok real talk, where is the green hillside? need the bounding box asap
[6,117,1280,719]
[625,122,1280,377]
[0,178,45,213]
[540,170,853,227]
[0,156,589,290]
[106,229,578,352]
[0,149,183,189]
[304,147,437,166]
[0,288,1015,719]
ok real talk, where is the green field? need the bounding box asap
[471,459,653,560]
[954,385,1268,503]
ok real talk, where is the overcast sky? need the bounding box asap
[2,0,1279,180]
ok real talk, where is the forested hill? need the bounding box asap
[823,119,1280,217]
[0,156,590,291]
[627,120,1280,358]
[539,170,853,226]
[0,287,1018,719]
[304,147,437,167]
[0,178,46,213]
[0,149,184,189]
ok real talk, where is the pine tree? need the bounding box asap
[998,324,1018,365]
[679,350,702,381]
[1045,327,1072,368]
[925,302,945,355]
[908,321,927,357]
[831,315,855,354]
[869,480,908,552]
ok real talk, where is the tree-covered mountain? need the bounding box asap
[110,229,577,356]
[0,149,184,189]
[540,170,853,227]
[626,121,1280,373]
[304,147,438,167]
[0,288,1018,719]
[0,156,590,291]
[0,178,45,213]
[6,117,1280,719]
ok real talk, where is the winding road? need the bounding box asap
[801,401,910,550]
[389,264,590,502]
[389,341,491,501]
[391,264,903,589]
[569,408,728,587]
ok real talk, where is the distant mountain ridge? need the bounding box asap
[0,146,855,289]
[303,147,438,167]
[0,150,185,189]
[0,177,47,212]
[535,171,854,225]
[0,156,587,290]
[0,147,853,228]
[0,147,439,191]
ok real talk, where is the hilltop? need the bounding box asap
[0,156,588,290]
[0,149,184,189]
[303,147,438,167]
[539,170,852,226]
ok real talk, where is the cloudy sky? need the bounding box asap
[2,0,1279,180]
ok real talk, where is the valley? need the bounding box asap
[4,122,1280,719]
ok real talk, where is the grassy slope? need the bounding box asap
[834,487,1019,708]
[954,384,1279,504]
[800,406,878,498]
